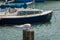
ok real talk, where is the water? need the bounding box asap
[0,1,60,40]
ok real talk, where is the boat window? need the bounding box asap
[26,11,34,15]
[26,11,39,14]
[18,11,26,15]
[18,11,40,16]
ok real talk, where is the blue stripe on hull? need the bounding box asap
[0,13,52,24]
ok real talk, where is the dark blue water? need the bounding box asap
[0,1,60,40]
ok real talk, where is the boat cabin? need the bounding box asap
[0,8,43,16]
[17,8,43,16]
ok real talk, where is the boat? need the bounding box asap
[0,0,53,24]
[0,8,52,24]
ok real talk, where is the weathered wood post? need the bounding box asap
[23,29,34,40]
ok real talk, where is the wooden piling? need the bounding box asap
[23,29,34,40]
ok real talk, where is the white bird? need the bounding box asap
[15,23,31,29]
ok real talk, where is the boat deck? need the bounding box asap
[0,10,52,18]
